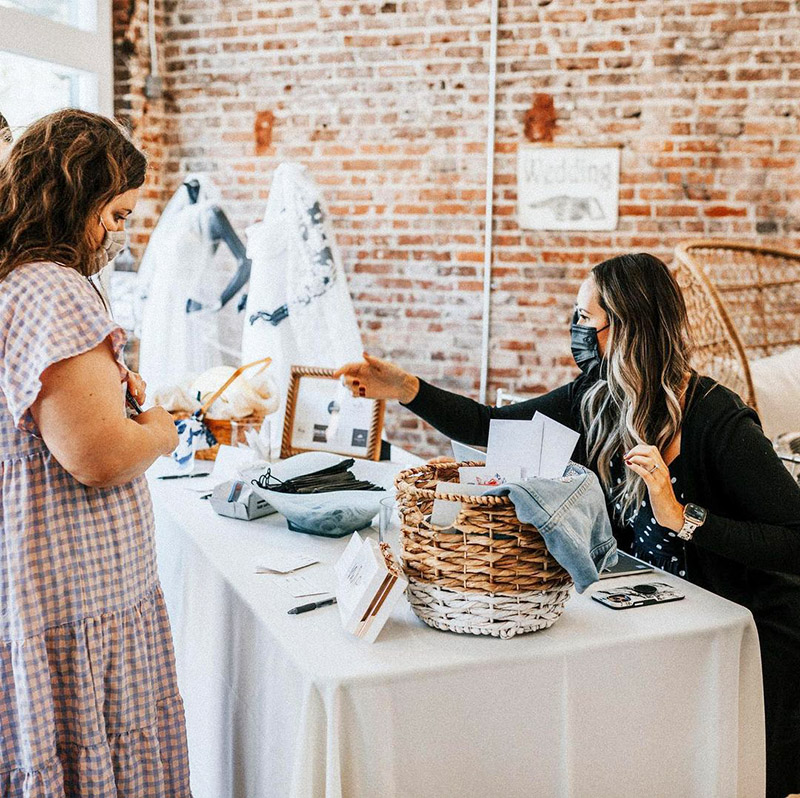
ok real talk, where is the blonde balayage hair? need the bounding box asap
[580,253,694,523]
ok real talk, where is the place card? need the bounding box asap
[281,574,331,598]
[255,552,319,574]
[334,533,407,643]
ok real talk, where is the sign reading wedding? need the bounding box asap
[517,146,620,231]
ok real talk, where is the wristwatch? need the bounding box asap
[677,503,707,541]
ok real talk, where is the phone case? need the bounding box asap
[591,582,685,610]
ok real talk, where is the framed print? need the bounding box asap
[281,366,385,460]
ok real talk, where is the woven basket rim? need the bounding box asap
[394,460,516,507]
[170,410,267,423]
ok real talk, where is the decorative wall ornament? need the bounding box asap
[523,94,557,143]
[254,110,274,155]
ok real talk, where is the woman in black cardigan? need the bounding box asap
[336,252,800,798]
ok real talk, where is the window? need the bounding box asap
[0,51,96,129]
[0,0,96,31]
[0,0,111,138]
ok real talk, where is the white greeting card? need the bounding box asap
[451,440,487,464]
[281,574,331,598]
[255,552,319,574]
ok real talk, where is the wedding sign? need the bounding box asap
[517,146,620,231]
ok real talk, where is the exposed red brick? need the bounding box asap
[114,0,800,456]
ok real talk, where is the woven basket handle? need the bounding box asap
[197,356,272,417]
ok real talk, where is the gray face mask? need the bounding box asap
[94,217,127,271]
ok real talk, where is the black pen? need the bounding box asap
[157,472,211,480]
[287,597,337,615]
[126,389,144,415]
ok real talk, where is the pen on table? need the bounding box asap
[157,472,211,480]
[125,389,144,416]
[287,597,337,615]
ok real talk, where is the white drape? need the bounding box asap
[241,162,363,446]
[137,175,242,394]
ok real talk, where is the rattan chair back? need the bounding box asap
[673,241,800,412]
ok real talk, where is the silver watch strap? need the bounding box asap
[678,520,698,541]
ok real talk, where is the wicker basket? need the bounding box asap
[170,357,272,461]
[394,461,573,639]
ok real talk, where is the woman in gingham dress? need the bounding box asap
[0,110,191,796]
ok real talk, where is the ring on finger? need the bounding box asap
[648,464,659,473]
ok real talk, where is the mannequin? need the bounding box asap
[137,175,246,393]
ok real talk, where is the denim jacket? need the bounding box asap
[484,463,617,593]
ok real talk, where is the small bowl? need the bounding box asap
[244,452,399,538]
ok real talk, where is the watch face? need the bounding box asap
[685,503,707,524]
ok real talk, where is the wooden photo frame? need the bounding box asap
[281,366,385,461]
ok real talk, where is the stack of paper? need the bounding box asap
[334,533,407,643]
[434,413,580,529]
[485,412,579,479]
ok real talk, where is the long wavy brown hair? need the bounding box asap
[0,109,146,281]
[579,253,694,523]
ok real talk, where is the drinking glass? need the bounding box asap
[378,495,396,543]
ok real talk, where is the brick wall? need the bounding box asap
[113,0,170,249]
[114,0,800,457]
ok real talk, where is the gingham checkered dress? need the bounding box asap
[0,262,191,797]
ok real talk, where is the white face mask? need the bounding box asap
[94,216,127,271]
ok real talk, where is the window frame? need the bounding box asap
[0,1,112,117]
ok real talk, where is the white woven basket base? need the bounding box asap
[406,577,573,639]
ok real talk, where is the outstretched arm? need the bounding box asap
[335,353,581,446]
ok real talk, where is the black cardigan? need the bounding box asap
[404,372,800,648]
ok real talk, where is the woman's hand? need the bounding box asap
[623,444,684,531]
[133,406,179,456]
[125,370,147,406]
[333,352,419,404]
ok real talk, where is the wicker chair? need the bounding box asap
[672,241,800,413]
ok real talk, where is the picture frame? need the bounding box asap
[281,366,385,461]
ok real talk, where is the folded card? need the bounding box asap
[451,440,487,464]
[255,552,319,574]
[281,574,331,598]
[335,533,407,643]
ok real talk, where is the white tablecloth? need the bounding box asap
[147,459,765,798]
